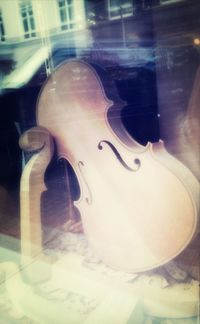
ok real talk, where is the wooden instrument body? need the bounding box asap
[37,60,199,272]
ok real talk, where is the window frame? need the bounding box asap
[108,0,134,20]
[57,0,76,31]
[20,0,36,39]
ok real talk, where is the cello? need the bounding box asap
[36,60,199,272]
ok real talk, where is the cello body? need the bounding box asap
[37,60,199,272]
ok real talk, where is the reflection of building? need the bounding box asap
[1,0,199,116]
[85,0,200,47]
[0,0,199,83]
[0,0,87,77]
[0,1,197,47]
[1,0,199,96]
[0,0,86,42]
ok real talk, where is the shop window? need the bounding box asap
[108,0,133,19]
[57,0,75,31]
[0,10,6,42]
[20,0,36,39]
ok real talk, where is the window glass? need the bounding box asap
[0,5,199,317]
[0,9,5,41]
[108,0,133,19]
[57,0,75,30]
[20,0,36,39]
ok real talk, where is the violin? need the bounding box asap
[37,60,199,272]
